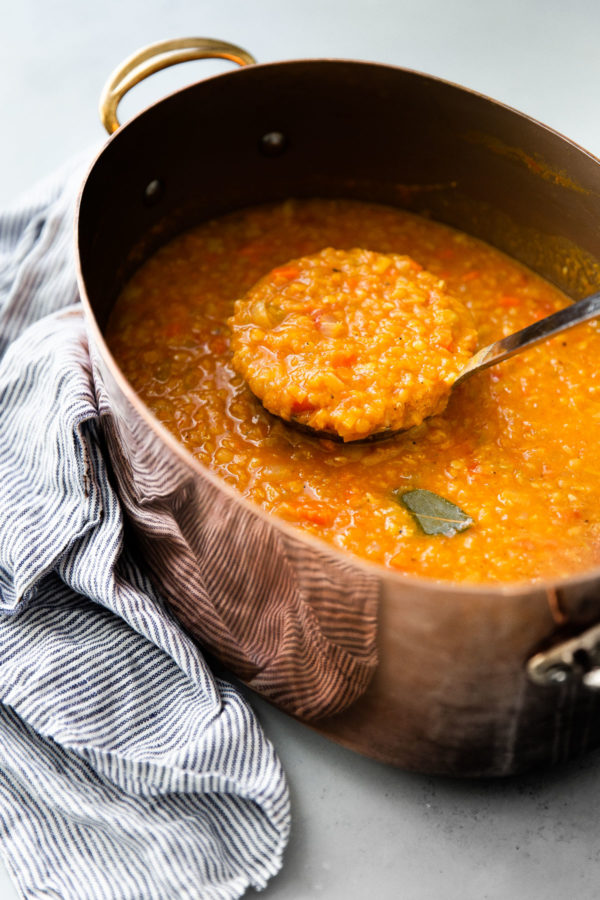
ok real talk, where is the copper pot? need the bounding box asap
[76,38,600,776]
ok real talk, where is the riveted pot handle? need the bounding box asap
[527,621,600,688]
[99,37,256,134]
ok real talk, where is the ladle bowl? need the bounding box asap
[281,290,600,442]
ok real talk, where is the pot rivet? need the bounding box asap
[144,179,163,205]
[260,131,288,157]
[543,663,574,685]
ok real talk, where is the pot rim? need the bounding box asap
[75,53,600,600]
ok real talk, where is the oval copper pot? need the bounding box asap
[76,38,600,776]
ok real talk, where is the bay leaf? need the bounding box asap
[393,488,473,536]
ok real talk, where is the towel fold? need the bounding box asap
[0,161,290,899]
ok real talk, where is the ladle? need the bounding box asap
[285,291,600,443]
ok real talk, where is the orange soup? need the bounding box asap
[229,247,478,441]
[106,198,600,583]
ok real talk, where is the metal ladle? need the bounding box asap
[284,291,600,443]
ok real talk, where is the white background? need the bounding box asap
[2,1,600,898]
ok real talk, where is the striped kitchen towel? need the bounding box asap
[0,160,290,898]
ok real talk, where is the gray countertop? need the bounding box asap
[2,1,600,897]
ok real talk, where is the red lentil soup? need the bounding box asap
[106,198,600,584]
[229,247,478,441]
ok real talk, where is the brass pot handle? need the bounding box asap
[99,37,256,134]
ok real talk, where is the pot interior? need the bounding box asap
[78,59,600,332]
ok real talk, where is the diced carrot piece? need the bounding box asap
[272,264,300,281]
[298,504,335,526]
[462,269,481,282]
[290,397,315,414]
[332,349,357,366]
[498,295,521,308]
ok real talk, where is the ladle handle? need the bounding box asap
[456,291,600,384]
[99,37,256,134]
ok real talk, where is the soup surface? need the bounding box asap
[106,198,600,584]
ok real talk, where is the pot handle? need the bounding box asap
[99,37,256,134]
[527,621,600,688]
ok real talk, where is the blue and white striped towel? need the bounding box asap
[0,158,290,898]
